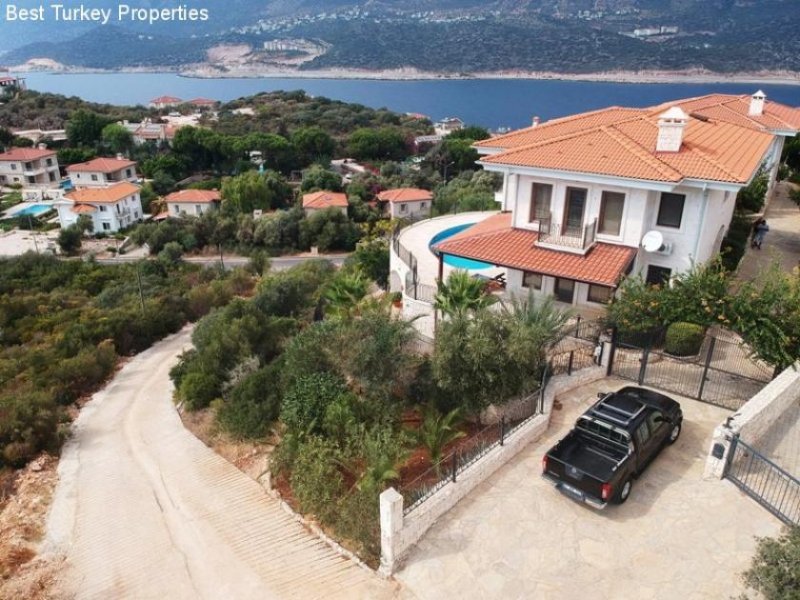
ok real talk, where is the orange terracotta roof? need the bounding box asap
[377,188,433,203]
[150,95,182,104]
[67,157,137,174]
[302,191,348,209]
[164,189,221,204]
[480,111,773,185]
[434,213,636,287]
[474,107,645,151]
[70,203,97,214]
[65,182,139,204]
[0,147,56,161]
[153,211,170,221]
[188,98,217,106]
[649,93,800,133]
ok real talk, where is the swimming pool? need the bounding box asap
[429,223,493,270]
[14,204,54,218]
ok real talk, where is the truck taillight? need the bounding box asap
[542,455,548,473]
[601,483,612,501]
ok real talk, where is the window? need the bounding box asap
[99,205,107,212]
[10,164,17,170]
[563,187,587,235]
[126,169,132,177]
[647,411,665,435]
[102,222,111,231]
[174,205,180,214]
[116,204,121,214]
[400,204,408,213]
[554,278,575,303]
[46,158,53,167]
[657,192,685,228]
[195,205,202,215]
[49,173,56,182]
[634,422,651,447]
[598,191,625,236]
[420,202,427,209]
[24,162,32,170]
[529,183,552,222]
[646,265,671,286]
[91,174,98,182]
[523,272,542,290]
[588,284,613,304]
[134,211,139,219]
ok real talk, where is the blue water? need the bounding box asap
[19,72,800,130]
[14,204,53,217]
[430,223,493,270]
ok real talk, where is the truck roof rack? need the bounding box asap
[592,394,646,427]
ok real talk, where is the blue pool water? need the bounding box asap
[14,204,53,217]
[429,223,493,270]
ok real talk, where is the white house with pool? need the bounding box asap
[390,92,800,334]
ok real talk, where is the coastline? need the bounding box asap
[10,61,800,86]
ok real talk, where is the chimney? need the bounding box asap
[116,153,124,161]
[532,116,540,127]
[656,107,689,153]
[749,90,766,116]
[37,143,47,150]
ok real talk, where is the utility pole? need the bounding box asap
[27,214,39,253]
[219,244,225,271]
[136,263,145,315]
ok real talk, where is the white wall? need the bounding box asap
[56,193,143,233]
[390,201,431,219]
[167,202,214,217]
[70,168,137,188]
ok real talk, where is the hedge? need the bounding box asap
[665,322,706,356]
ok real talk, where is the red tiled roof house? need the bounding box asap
[67,156,138,188]
[55,182,143,233]
[429,91,800,308]
[0,146,59,188]
[164,189,222,217]
[377,188,433,219]
[302,191,349,217]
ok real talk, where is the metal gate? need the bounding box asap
[608,329,773,410]
[725,435,800,525]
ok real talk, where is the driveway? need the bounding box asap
[44,327,398,599]
[396,378,782,600]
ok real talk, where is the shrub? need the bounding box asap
[57,225,82,255]
[664,322,705,356]
[289,436,344,523]
[741,527,800,600]
[217,365,281,440]
[280,372,350,435]
[179,371,220,410]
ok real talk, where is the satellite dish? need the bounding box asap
[641,230,664,253]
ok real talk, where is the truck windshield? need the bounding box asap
[577,417,629,447]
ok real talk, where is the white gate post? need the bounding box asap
[379,487,404,575]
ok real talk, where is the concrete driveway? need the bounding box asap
[396,378,782,600]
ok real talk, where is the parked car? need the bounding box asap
[542,386,682,508]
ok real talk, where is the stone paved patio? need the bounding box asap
[396,378,782,600]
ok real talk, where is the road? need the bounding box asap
[43,327,398,600]
[95,253,349,270]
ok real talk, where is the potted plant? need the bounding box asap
[391,291,403,308]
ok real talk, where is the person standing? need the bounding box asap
[752,219,770,249]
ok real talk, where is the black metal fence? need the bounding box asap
[399,389,543,515]
[725,435,800,526]
[548,317,605,376]
[608,327,773,410]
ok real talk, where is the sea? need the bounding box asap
[19,72,800,130]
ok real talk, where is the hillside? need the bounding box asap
[3,0,800,76]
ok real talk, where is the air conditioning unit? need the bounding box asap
[654,242,673,256]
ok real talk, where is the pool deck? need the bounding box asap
[398,211,503,286]
[2,201,55,219]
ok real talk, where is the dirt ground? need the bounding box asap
[0,455,63,600]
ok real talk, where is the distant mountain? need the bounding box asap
[3,0,800,75]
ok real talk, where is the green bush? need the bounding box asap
[179,371,221,410]
[289,436,344,523]
[217,365,281,440]
[664,322,706,356]
[741,527,800,600]
[280,372,350,435]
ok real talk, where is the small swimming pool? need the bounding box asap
[14,204,54,218]
[429,223,493,270]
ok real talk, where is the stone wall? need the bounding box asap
[379,365,606,575]
[704,364,800,479]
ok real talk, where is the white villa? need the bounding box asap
[302,191,349,216]
[164,189,221,217]
[0,146,60,187]
[56,182,143,233]
[378,188,433,219]
[393,92,800,316]
[67,156,138,188]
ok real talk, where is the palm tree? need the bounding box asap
[357,428,408,493]
[418,405,466,474]
[501,292,572,365]
[323,269,369,320]
[434,270,497,319]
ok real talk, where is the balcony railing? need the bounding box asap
[536,213,597,254]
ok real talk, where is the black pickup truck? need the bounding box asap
[542,386,682,508]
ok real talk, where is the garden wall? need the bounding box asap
[704,364,800,479]
[379,365,606,575]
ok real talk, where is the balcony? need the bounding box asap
[535,213,597,255]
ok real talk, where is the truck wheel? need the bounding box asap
[668,422,682,445]
[616,479,633,504]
